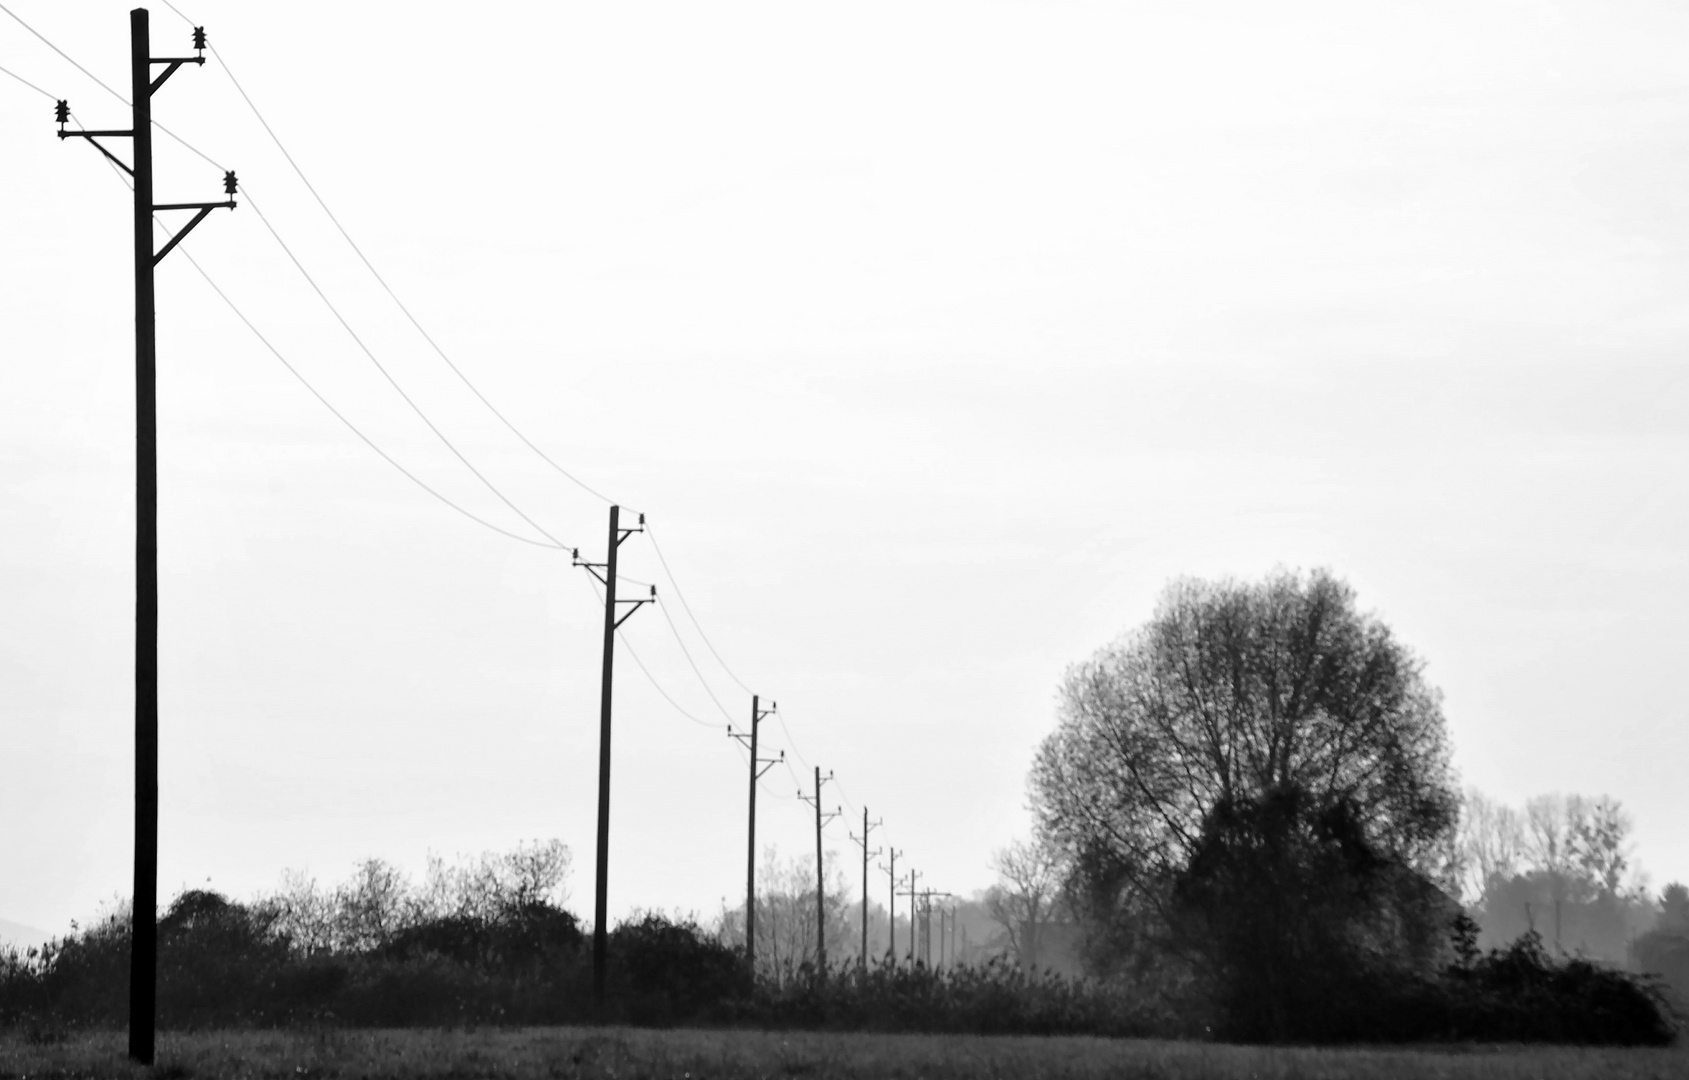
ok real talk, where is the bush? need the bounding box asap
[604,913,750,1024]
[3,884,1672,1044]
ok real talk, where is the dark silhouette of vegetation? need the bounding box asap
[1168,784,1456,1042]
[1,882,1673,1044]
[1021,570,1677,1045]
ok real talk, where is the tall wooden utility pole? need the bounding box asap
[728,696,780,974]
[573,506,652,1009]
[55,10,234,1064]
[849,807,881,967]
[128,13,159,1060]
[797,767,839,975]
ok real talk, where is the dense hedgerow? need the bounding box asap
[0,895,1675,1044]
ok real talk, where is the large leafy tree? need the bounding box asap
[1030,569,1461,1033]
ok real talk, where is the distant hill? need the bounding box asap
[0,917,51,951]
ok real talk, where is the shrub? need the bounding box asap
[604,913,750,1024]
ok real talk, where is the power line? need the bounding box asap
[241,189,570,552]
[725,731,795,802]
[36,3,866,867]
[42,50,569,556]
[582,575,719,730]
[0,1,224,172]
[831,773,863,818]
[154,0,616,507]
[645,523,757,697]
[654,587,737,724]
[0,57,54,99]
[179,246,567,550]
[44,3,870,831]
[774,708,814,773]
[0,1,125,104]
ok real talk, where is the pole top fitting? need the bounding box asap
[193,26,207,54]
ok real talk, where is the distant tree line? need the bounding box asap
[1455,789,1654,961]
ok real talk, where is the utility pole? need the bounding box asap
[797,767,840,975]
[914,889,955,967]
[727,696,781,975]
[897,869,922,964]
[848,808,881,968]
[55,11,234,1066]
[573,506,653,1010]
[877,847,902,964]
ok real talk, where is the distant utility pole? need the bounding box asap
[797,767,840,975]
[897,869,922,963]
[55,10,235,1066]
[727,696,781,974]
[848,808,882,968]
[877,848,902,964]
[573,505,653,1010]
[915,889,955,967]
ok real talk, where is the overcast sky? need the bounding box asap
[2,0,1687,939]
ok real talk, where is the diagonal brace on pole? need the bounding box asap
[58,129,134,175]
[152,197,234,265]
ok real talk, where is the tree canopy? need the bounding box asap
[1028,568,1465,1028]
[1032,569,1458,901]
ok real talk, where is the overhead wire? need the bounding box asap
[0,56,53,99]
[147,3,851,802]
[646,523,825,773]
[5,4,568,555]
[582,576,721,731]
[42,90,566,554]
[0,1,224,173]
[645,523,756,697]
[29,7,885,839]
[156,0,615,508]
[183,246,569,551]
[242,188,571,552]
[0,1,125,104]
[654,590,738,725]
[724,736,799,802]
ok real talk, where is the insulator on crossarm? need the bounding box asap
[223,170,238,196]
[193,27,207,52]
[55,100,69,127]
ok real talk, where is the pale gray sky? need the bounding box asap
[2,0,1687,938]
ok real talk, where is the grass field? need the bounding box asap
[4,1028,1689,1080]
